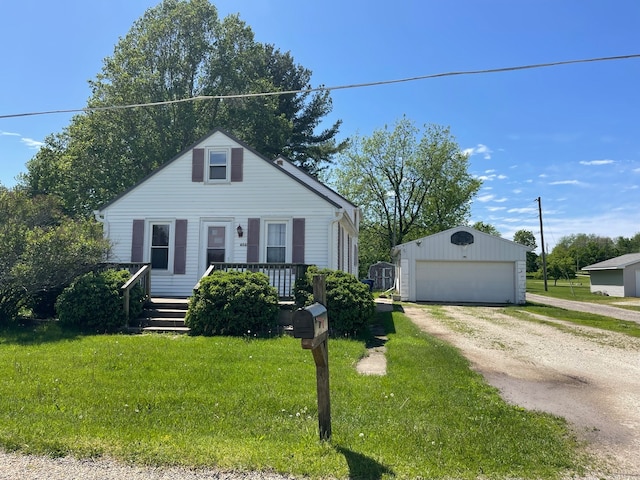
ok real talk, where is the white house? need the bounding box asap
[94,129,359,297]
[392,226,530,304]
[583,253,640,297]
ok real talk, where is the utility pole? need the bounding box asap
[536,197,548,291]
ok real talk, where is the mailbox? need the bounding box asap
[293,302,328,339]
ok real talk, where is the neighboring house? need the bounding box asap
[392,226,530,304]
[368,261,395,291]
[94,129,359,297]
[583,253,640,297]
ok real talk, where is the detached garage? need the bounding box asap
[392,226,530,304]
[583,253,640,297]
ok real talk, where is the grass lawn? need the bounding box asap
[0,313,586,479]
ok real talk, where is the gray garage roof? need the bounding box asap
[583,253,640,271]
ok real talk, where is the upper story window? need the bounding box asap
[151,223,170,270]
[208,149,229,182]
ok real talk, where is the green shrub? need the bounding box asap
[296,266,375,337]
[185,270,279,336]
[55,269,143,332]
[0,287,22,326]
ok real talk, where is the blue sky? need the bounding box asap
[1,1,639,251]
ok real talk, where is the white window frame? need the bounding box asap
[148,220,174,274]
[206,147,231,183]
[264,220,290,263]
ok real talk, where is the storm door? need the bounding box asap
[202,222,230,272]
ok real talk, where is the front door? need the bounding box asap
[202,222,230,274]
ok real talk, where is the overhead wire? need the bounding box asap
[1,53,639,120]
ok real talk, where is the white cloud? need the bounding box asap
[512,189,522,194]
[21,137,44,149]
[549,180,583,186]
[477,194,494,202]
[508,207,536,214]
[464,144,493,159]
[579,159,614,166]
[494,197,508,203]
[477,173,507,182]
[487,206,506,212]
[1,130,20,137]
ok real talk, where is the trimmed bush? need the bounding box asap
[296,266,375,337]
[55,269,143,332]
[185,270,279,336]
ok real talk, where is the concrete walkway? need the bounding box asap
[526,293,640,324]
[355,298,392,375]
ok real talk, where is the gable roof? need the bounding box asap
[583,253,640,271]
[394,225,532,252]
[272,156,357,211]
[96,128,346,212]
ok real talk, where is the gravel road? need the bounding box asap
[401,301,640,479]
[0,453,296,480]
[526,293,640,324]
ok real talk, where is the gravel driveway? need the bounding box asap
[401,299,640,479]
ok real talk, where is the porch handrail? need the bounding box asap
[194,264,216,291]
[121,264,151,320]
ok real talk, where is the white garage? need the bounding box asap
[393,226,530,304]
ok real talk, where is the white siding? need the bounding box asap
[98,131,351,296]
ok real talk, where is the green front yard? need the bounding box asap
[0,309,585,479]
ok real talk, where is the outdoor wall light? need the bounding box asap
[237,225,244,237]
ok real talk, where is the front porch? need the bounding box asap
[115,262,308,333]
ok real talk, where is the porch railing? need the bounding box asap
[195,263,309,301]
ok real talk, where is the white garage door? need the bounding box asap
[416,261,515,304]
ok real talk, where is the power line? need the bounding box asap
[1,53,639,120]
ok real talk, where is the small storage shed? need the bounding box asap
[583,253,640,297]
[368,261,395,291]
[392,226,530,304]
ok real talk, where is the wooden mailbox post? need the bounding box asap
[292,275,331,441]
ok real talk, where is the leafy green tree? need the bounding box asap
[614,233,640,255]
[333,117,481,265]
[513,229,538,272]
[471,221,500,236]
[22,0,343,216]
[553,233,618,270]
[0,188,109,322]
[544,251,576,286]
